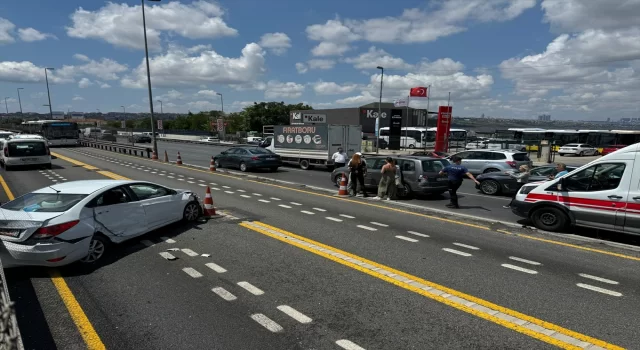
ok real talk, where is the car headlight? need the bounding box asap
[519,185,536,195]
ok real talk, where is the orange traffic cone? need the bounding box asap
[152,150,158,160]
[176,152,183,165]
[164,150,169,162]
[338,172,348,196]
[209,156,216,172]
[203,186,216,217]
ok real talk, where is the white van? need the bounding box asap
[511,142,640,235]
[1,135,52,170]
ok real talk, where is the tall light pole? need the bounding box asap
[121,105,126,114]
[142,0,161,157]
[44,68,54,119]
[157,100,163,114]
[3,98,8,114]
[16,88,23,114]
[376,66,384,154]
[216,92,224,114]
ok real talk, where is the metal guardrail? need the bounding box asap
[79,139,153,158]
[0,259,23,350]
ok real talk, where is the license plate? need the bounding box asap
[21,158,38,162]
[0,229,20,238]
[266,157,276,160]
[437,178,448,182]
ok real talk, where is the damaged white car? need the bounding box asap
[0,180,201,267]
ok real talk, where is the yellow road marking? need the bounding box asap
[49,270,106,350]
[60,148,640,262]
[96,171,130,180]
[0,174,14,200]
[241,221,623,350]
[0,171,105,349]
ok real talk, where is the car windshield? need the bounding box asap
[1,193,87,213]
[564,144,578,147]
[421,159,450,172]
[8,142,47,157]
[248,148,273,154]
[511,153,530,161]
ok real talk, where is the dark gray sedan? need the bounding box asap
[475,164,577,195]
[214,147,282,172]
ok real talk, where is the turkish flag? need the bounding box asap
[409,87,428,97]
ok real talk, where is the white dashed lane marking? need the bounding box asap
[501,264,538,274]
[160,237,176,244]
[252,193,262,196]
[270,197,281,201]
[212,287,237,301]
[326,217,343,222]
[224,191,235,194]
[222,186,231,189]
[182,267,203,278]
[576,283,622,297]
[339,214,355,219]
[205,262,227,273]
[290,202,302,206]
[453,243,480,250]
[237,282,264,295]
[258,199,270,203]
[237,189,246,192]
[357,225,377,231]
[442,248,472,257]
[198,184,207,187]
[407,231,429,238]
[395,235,418,243]
[370,222,388,227]
[277,305,312,324]
[181,249,198,257]
[336,339,366,350]
[312,208,326,212]
[279,204,292,209]
[159,252,176,260]
[240,194,251,198]
[509,256,541,266]
[300,210,315,215]
[250,314,283,333]
[578,273,619,285]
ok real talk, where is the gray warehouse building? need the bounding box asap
[290,102,433,135]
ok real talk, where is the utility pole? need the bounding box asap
[376,66,384,154]
[44,68,55,118]
[16,88,23,114]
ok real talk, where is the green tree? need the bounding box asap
[242,102,313,132]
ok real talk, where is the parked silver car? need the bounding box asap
[448,150,533,174]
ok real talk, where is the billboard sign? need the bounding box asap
[157,119,163,130]
[388,109,403,150]
[273,125,327,150]
[302,113,326,124]
[435,106,452,152]
[217,118,224,132]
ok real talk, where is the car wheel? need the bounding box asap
[80,235,109,264]
[480,180,501,195]
[299,159,310,170]
[269,167,278,172]
[559,153,565,156]
[594,150,600,156]
[239,162,248,172]
[531,207,568,232]
[45,163,52,169]
[579,151,584,156]
[4,164,11,171]
[334,174,344,187]
[183,201,200,222]
[483,168,500,173]
[214,159,222,168]
[408,144,415,149]
[399,183,412,199]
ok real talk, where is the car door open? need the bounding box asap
[92,187,148,239]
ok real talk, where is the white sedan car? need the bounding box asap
[558,143,599,156]
[0,180,201,267]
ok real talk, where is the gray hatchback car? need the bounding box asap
[330,156,451,198]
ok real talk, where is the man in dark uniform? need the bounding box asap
[439,156,480,209]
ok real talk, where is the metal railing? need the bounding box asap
[78,139,153,158]
[0,259,23,350]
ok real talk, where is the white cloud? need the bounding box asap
[541,0,640,33]
[0,61,74,84]
[78,78,93,88]
[17,28,57,42]
[0,18,15,44]
[4,98,17,104]
[186,100,220,111]
[66,1,238,50]
[230,100,254,110]
[196,90,218,97]
[264,80,305,99]
[335,91,378,105]
[305,1,535,56]
[30,92,45,99]
[258,32,291,55]
[121,43,265,88]
[295,62,308,74]
[97,81,111,89]
[73,54,90,62]
[72,95,84,101]
[307,59,336,70]
[156,89,184,101]
[186,44,212,54]
[344,47,412,70]
[313,81,359,95]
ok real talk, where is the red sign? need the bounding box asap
[435,106,452,153]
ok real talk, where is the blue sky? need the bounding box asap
[1,0,639,120]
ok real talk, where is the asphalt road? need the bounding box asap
[1,146,639,349]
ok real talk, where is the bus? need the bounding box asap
[21,120,80,146]
[495,128,640,152]
[378,127,468,149]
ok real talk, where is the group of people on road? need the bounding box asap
[332,148,399,200]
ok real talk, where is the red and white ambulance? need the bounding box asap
[511,143,639,235]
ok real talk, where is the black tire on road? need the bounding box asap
[399,183,412,199]
[334,174,343,187]
[479,179,501,195]
[183,201,200,222]
[579,151,584,156]
[240,162,248,172]
[269,167,278,172]
[80,235,110,264]
[531,207,568,232]
[299,159,310,170]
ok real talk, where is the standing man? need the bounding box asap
[439,156,480,209]
[332,147,348,169]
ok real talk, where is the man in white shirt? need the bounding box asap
[332,147,347,168]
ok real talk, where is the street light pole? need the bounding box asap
[376,66,384,154]
[3,98,8,114]
[16,88,23,114]
[44,68,54,118]
[142,0,161,157]
[157,100,163,114]
[217,92,224,114]
[121,106,126,114]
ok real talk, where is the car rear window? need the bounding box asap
[421,159,450,172]
[248,148,273,155]
[564,144,578,147]
[2,193,87,213]
[511,153,530,161]
[8,142,47,157]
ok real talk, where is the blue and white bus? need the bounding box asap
[21,120,80,146]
